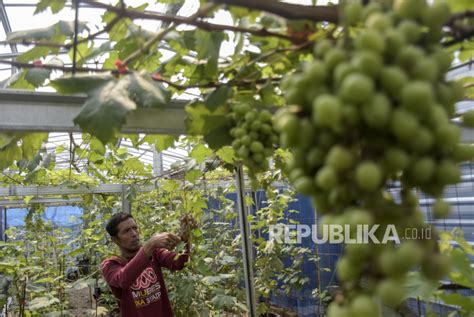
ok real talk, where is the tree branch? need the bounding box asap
[122,3,219,66]
[80,0,296,42]
[212,0,339,23]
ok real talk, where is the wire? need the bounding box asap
[72,0,80,75]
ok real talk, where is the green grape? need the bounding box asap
[340,73,374,103]
[343,1,363,26]
[433,199,450,218]
[451,144,474,162]
[435,160,461,185]
[324,47,347,71]
[260,123,272,134]
[305,85,329,106]
[234,103,251,115]
[237,146,249,158]
[303,60,327,84]
[384,147,409,172]
[391,109,419,142]
[393,0,426,20]
[312,94,342,128]
[362,2,383,20]
[377,278,405,307]
[345,243,370,264]
[410,157,435,184]
[341,104,361,126]
[384,29,405,60]
[411,58,438,82]
[355,161,382,191]
[461,110,474,128]
[362,93,391,128]
[378,248,406,277]
[313,39,333,59]
[421,2,451,27]
[409,127,434,154]
[251,120,262,131]
[245,111,257,122]
[315,166,338,190]
[397,20,422,44]
[250,141,264,153]
[396,46,424,72]
[293,176,315,195]
[366,12,392,32]
[337,257,360,281]
[326,145,353,171]
[259,110,272,123]
[354,29,386,53]
[421,253,450,280]
[289,168,305,182]
[380,66,408,99]
[333,62,355,87]
[431,49,453,75]
[435,124,461,152]
[327,303,351,317]
[351,50,383,77]
[346,208,374,226]
[350,295,379,317]
[397,241,423,267]
[428,104,449,127]
[306,147,325,168]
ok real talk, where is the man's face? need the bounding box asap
[112,218,141,252]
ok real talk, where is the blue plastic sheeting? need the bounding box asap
[208,190,341,316]
[6,206,83,228]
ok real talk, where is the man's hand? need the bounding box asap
[143,232,181,257]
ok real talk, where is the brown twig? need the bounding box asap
[212,0,339,23]
[80,0,296,42]
[122,3,218,66]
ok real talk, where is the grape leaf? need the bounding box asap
[7,21,88,42]
[25,68,51,87]
[205,86,232,111]
[438,293,474,313]
[73,80,136,143]
[35,0,66,14]
[190,144,213,164]
[216,146,236,164]
[51,73,115,94]
[448,248,474,288]
[124,72,171,108]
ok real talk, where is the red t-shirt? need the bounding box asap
[101,246,189,317]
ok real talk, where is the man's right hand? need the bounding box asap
[143,232,181,257]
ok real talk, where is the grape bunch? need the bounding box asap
[275,0,472,315]
[229,103,279,177]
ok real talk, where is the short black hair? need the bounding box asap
[105,212,134,237]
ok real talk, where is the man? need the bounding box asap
[101,212,192,317]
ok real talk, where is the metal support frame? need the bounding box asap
[121,184,131,213]
[153,149,164,176]
[0,89,188,135]
[0,206,4,241]
[0,183,154,197]
[0,0,17,74]
[234,163,257,317]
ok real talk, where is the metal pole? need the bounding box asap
[153,149,163,176]
[122,185,131,213]
[234,163,257,317]
[0,207,4,241]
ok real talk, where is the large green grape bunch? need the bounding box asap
[275,0,473,315]
[229,103,279,177]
